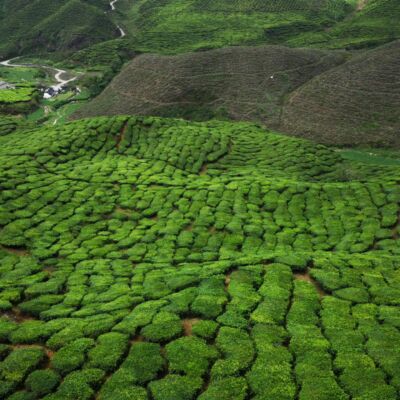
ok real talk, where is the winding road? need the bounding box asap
[109,0,126,38]
[0,58,78,92]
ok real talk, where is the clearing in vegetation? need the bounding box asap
[0,115,399,399]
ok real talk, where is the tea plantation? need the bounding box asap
[0,115,399,399]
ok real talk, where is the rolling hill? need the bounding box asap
[73,45,347,124]
[0,116,399,399]
[0,0,118,58]
[118,0,400,53]
[281,39,400,147]
[74,40,400,147]
[1,1,400,399]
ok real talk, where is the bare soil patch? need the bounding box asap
[294,271,326,298]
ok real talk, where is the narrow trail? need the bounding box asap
[109,0,126,38]
[0,58,78,91]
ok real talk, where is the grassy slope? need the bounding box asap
[118,0,399,53]
[0,116,399,399]
[0,0,118,58]
[290,0,400,49]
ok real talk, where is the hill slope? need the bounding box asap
[0,116,399,399]
[281,40,400,147]
[119,0,399,53]
[291,0,400,49]
[0,0,118,58]
[75,41,400,147]
[73,45,347,124]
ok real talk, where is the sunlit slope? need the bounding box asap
[0,116,400,399]
[120,0,398,53]
[290,0,400,48]
[1,116,399,258]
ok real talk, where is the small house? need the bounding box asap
[0,81,15,90]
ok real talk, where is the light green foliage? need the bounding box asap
[0,86,37,104]
[0,115,399,398]
[149,375,203,400]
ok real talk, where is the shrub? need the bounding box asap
[51,338,95,375]
[43,369,105,400]
[10,321,53,344]
[198,377,248,400]
[166,336,218,377]
[149,375,203,400]
[191,320,219,339]
[99,342,163,398]
[7,392,36,400]
[0,347,44,397]
[140,312,182,342]
[211,327,254,378]
[87,332,128,372]
[25,369,61,396]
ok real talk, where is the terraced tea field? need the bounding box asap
[0,116,399,399]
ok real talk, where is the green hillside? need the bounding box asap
[0,1,400,399]
[117,0,400,53]
[0,0,118,58]
[0,116,399,399]
[291,0,400,48]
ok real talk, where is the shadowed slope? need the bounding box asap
[0,0,118,58]
[73,45,346,124]
[281,40,400,147]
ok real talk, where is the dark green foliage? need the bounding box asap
[51,338,95,375]
[149,375,203,400]
[166,336,218,377]
[87,332,128,372]
[0,0,118,59]
[25,369,61,396]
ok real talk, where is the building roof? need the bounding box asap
[0,81,15,90]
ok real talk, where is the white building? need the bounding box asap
[0,81,15,90]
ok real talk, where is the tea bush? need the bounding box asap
[0,115,399,398]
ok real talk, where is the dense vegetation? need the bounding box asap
[0,116,399,399]
[0,0,118,59]
[0,1,399,399]
[118,0,400,53]
[0,85,39,115]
